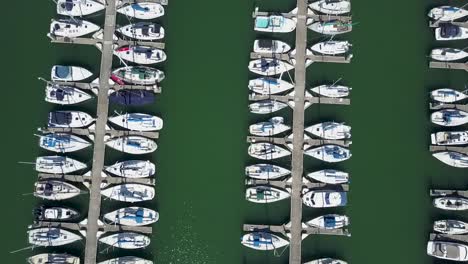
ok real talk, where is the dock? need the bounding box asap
[38,127,160,139]
[246,135,351,148]
[251,8,352,22]
[249,52,353,64]
[430,189,468,198]
[243,224,350,237]
[429,233,468,243]
[48,35,166,49]
[51,81,162,93]
[429,61,468,71]
[37,173,155,185]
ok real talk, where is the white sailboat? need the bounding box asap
[241,232,289,250]
[249,100,288,114]
[248,59,294,76]
[428,6,468,21]
[431,109,468,126]
[57,0,105,16]
[117,22,165,40]
[115,46,167,64]
[51,65,92,82]
[34,180,81,200]
[305,258,347,264]
[307,169,349,184]
[434,220,468,235]
[48,111,94,128]
[39,133,91,153]
[109,113,163,131]
[49,19,100,37]
[245,164,290,180]
[45,83,92,105]
[249,117,290,136]
[304,145,351,163]
[28,228,81,247]
[99,257,153,264]
[99,232,151,249]
[254,15,296,33]
[431,88,468,103]
[253,39,291,54]
[305,214,350,229]
[248,143,291,160]
[431,131,468,145]
[104,207,159,226]
[248,77,294,95]
[430,48,468,61]
[28,253,79,264]
[35,156,86,174]
[311,84,350,97]
[434,197,468,210]
[112,66,165,85]
[309,20,352,35]
[435,25,468,41]
[302,190,347,208]
[106,136,157,154]
[305,122,351,139]
[245,185,290,203]
[433,151,468,168]
[427,241,468,261]
[117,2,165,19]
[101,184,155,202]
[105,160,155,178]
[309,0,351,15]
[310,40,351,55]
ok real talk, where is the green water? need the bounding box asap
[2,0,468,263]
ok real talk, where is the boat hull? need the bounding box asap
[241,232,289,250]
[117,2,165,19]
[101,184,155,202]
[248,143,291,160]
[245,164,290,179]
[254,16,296,33]
[106,136,157,154]
[307,169,349,184]
[104,207,159,226]
[99,232,151,249]
[105,160,155,178]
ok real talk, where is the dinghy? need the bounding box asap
[35,156,86,174]
[248,143,291,160]
[28,228,81,247]
[434,220,468,235]
[104,207,159,226]
[427,241,468,261]
[99,257,153,264]
[57,0,105,16]
[431,109,468,126]
[45,83,92,105]
[113,66,164,85]
[305,145,351,163]
[106,136,157,154]
[430,48,468,61]
[117,22,164,40]
[306,214,350,229]
[109,113,163,131]
[100,232,151,249]
[117,2,165,19]
[33,205,79,221]
[34,180,80,200]
[435,24,468,41]
[254,15,296,33]
[310,40,351,55]
[249,117,290,136]
[109,90,155,106]
[48,111,94,128]
[248,78,294,95]
[431,88,468,103]
[115,46,167,64]
[305,122,351,139]
[101,184,155,202]
[309,20,352,35]
[241,232,289,250]
[28,253,79,264]
[253,39,291,54]
[307,169,349,184]
[434,197,468,210]
[304,258,347,264]
[310,0,351,14]
[311,84,350,97]
[39,133,91,153]
[245,185,290,203]
[245,164,290,180]
[302,190,347,208]
[431,131,468,145]
[105,160,155,178]
[248,59,294,76]
[428,6,468,21]
[51,65,92,82]
[50,19,100,37]
[433,151,468,168]
[249,100,288,114]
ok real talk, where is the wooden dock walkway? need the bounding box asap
[243,224,350,237]
[38,127,160,139]
[31,221,153,234]
[246,135,351,148]
[52,81,162,93]
[252,9,352,22]
[37,173,155,186]
[48,35,165,49]
[245,178,349,192]
[250,52,353,64]
[429,102,468,112]
[429,21,468,28]
[429,233,468,243]
[430,189,468,198]
[429,61,468,71]
[248,94,351,106]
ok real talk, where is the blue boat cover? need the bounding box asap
[324,216,337,228]
[109,90,155,106]
[256,17,269,28]
[55,66,71,79]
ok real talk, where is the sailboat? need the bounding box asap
[33,205,79,221]
[249,100,288,114]
[309,0,351,15]
[104,207,159,226]
[433,151,468,168]
[101,184,155,202]
[117,2,165,19]
[28,228,82,247]
[309,20,352,35]
[45,83,92,105]
[302,190,347,208]
[99,232,151,249]
[99,257,153,264]
[431,88,468,103]
[35,156,86,174]
[241,232,289,250]
[428,6,468,21]
[435,24,468,41]
[311,84,350,97]
[434,197,468,210]
[57,0,105,16]
[105,160,155,178]
[430,48,468,61]
[49,19,100,37]
[310,40,351,55]
[106,136,157,154]
[249,117,291,136]
[431,131,468,145]
[305,214,350,229]
[34,180,81,200]
[304,258,347,264]
[245,164,290,180]
[248,77,294,95]
[305,145,351,163]
[117,22,165,40]
[253,39,291,54]
[305,122,351,139]
[112,66,165,85]
[51,65,92,82]
[28,253,79,264]
[254,15,296,33]
[248,59,294,76]
[39,133,91,153]
[427,240,468,261]
[115,46,167,64]
[431,109,468,126]
[48,111,94,128]
[307,169,349,184]
[248,143,291,160]
[108,113,163,131]
[434,220,468,235]
[245,185,290,203]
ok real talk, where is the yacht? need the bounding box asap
[39,133,91,153]
[430,48,468,61]
[115,46,167,64]
[105,160,155,178]
[305,122,351,139]
[117,2,165,19]
[28,228,81,247]
[248,59,294,76]
[45,83,92,105]
[309,20,352,35]
[99,257,153,264]
[104,207,159,226]
[51,65,92,82]
[427,240,468,261]
[57,0,105,16]
[309,0,351,15]
[305,258,347,264]
[305,145,351,163]
[49,19,100,37]
[253,39,291,54]
[48,111,94,128]
[245,164,290,180]
[434,220,468,235]
[109,113,163,131]
[101,184,155,202]
[34,180,81,200]
[433,151,468,168]
[307,169,349,184]
[117,22,164,40]
[434,196,468,210]
[302,190,347,208]
[310,40,351,55]
[249,117,291,136]
[248,143,291,160]
[241,232,289,250]
[431,109,468,126]
[435,24,468,41]
[28,253,79,264]
[311,84,350,97]
[249,100,288,114]
[305,214,350,229]
[254,15,296,33]
[428,6,468,21]
[33,205,79,221]
[113,66,165,85]
[245,185,290,203]
[99,232,151,249]
[431,131,468,145]
[248,77,294,95]
[35,156,86,174]
[431,88,468,103]
[106,136,157,154]
[109,90,155,106]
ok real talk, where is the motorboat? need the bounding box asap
[248,59,294,76]
[45,83,92,105]
[309,0,351,15]
[304,258,347,264]
[311,84,350,97]
[48,111,94,128]
[39,133,91,153]
[35,156,86,174]
[33,205,79,221]
[28,228,81,247]
[249,100,288,114]
[105,160,155,178]
[305,122,351,139]
[115,46,166,64]
[434,220,468,235]
[305,214,350,229]
[431,88,468,103]
[109,90,155,106]
[309,20,352,35]
[28,253,79,264]
[104,207,159,226]
[254,15,296,33]
[431,109,468,126]
[113,66,164,85]
[310,40,351,55]
[433,151,468,168]
[248,143,291,160]
[117,22,165,40]
[99,257,153,264]
[302,190,347,208]
[431,131,468,145]
[428,6,468,21]
[249,117,291,136]
[101,184,155,202]
[57,0,105,16]
[34,180,81,200]
[49,19,99,37]
[427,240,468,261]
[106,136,157,154]
[253,39,291,54]
[305,145,351,163]
[245,185,290,203]
[117,2,165,19]
[307,169,349,184]
[241,232,289,250]
[109,113,163,131]
[430,48,468,61]
[99,232,151,249]
[245,164,290,180]
[51,65,92,82]
[435,24,468,41]
[434,196,468,210]
[248,77,294,95]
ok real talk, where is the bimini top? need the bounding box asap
[258,39,273,49]
[55,66,71,79]
[441,24,460,38]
